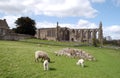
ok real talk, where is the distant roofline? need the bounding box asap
[0,19,9,29]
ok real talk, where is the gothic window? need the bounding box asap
[83,31,86,38]
[88,32,92,39]
[71,38,74,41]
[72,29,75,33]
[2,30,6,35]
[47,30,51,37]
[47,29,56,37]
[51,30,55,37]
[0,29,2,35]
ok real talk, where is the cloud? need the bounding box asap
[36,21,74,29]
[0,0,27,14]
[1,15,20,29]
[112,0,120,6]
[0,0,97,18]
[36,19,98,29]
[104,25,120,39]
[90,0,105,3]
[76,19,97,28]
[36,21,56,28]
[33,0,98,18]
[36,19,95,29]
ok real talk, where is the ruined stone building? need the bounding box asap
[36,22,103,45]
[0,19,32,40]
[0,19,11,39]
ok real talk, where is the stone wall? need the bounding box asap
[0,19,33,41]
[2,33,33,40]
[36,22,103,45]
[35,28,57,40]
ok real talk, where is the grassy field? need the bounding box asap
[0,39,120,78]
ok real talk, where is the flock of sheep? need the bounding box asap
[35,48,95,70]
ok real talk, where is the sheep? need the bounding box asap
[43,60,49,70]
[76,59,84,67]
[35,51,50,62]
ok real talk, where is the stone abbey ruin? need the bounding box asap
[0,19,32,40]
[0,18,103,45]
[36,22,103,45]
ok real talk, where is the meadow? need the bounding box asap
[0,39,120,78]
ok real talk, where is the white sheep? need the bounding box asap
[43,60,49,70]
[35,51,50,62]
[76,59,84,67]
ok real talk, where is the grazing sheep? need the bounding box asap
[35,51,50,62]
[76,59,84,67]
[43,60,49,70]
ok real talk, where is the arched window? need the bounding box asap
[72,29,75,33]
[71,38,74,41]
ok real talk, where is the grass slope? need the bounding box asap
[0,39,120,78]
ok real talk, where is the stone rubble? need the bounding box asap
[55,48,96,61]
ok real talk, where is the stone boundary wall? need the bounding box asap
[1,33,33,40]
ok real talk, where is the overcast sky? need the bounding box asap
[0,0,120,39]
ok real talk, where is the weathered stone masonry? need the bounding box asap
[0,19,32,40]
[36,22,103,45]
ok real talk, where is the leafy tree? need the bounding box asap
[14,17,36,36]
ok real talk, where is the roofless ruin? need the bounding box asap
[36,22,103,45]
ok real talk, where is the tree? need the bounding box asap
[14,17,36,36]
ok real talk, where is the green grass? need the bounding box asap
[0,39,120,78]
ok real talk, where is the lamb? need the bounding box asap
[35,51,50,62]
[43,60,49,70]
[76,59,84,67]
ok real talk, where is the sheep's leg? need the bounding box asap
[43,64,46,70]
[81,63,84,67]
[35,58,37,62]
[47,65,49,70]
[35,58,39,62]
[41,58,44,62]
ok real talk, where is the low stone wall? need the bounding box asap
[1,33,33,40]
[55,48,96,61]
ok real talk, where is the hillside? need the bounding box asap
[0,39,120,78]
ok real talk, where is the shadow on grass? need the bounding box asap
[49,67,56,71]
[84,65,88,68]
[77,65,88,68]
[50,61,55,63]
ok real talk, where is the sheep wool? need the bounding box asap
[76,59,84,67]
[43,60,49,70]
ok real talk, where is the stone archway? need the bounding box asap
[71,38,74,41]
[65,30,70,40]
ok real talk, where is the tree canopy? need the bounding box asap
[14,17,36,36]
